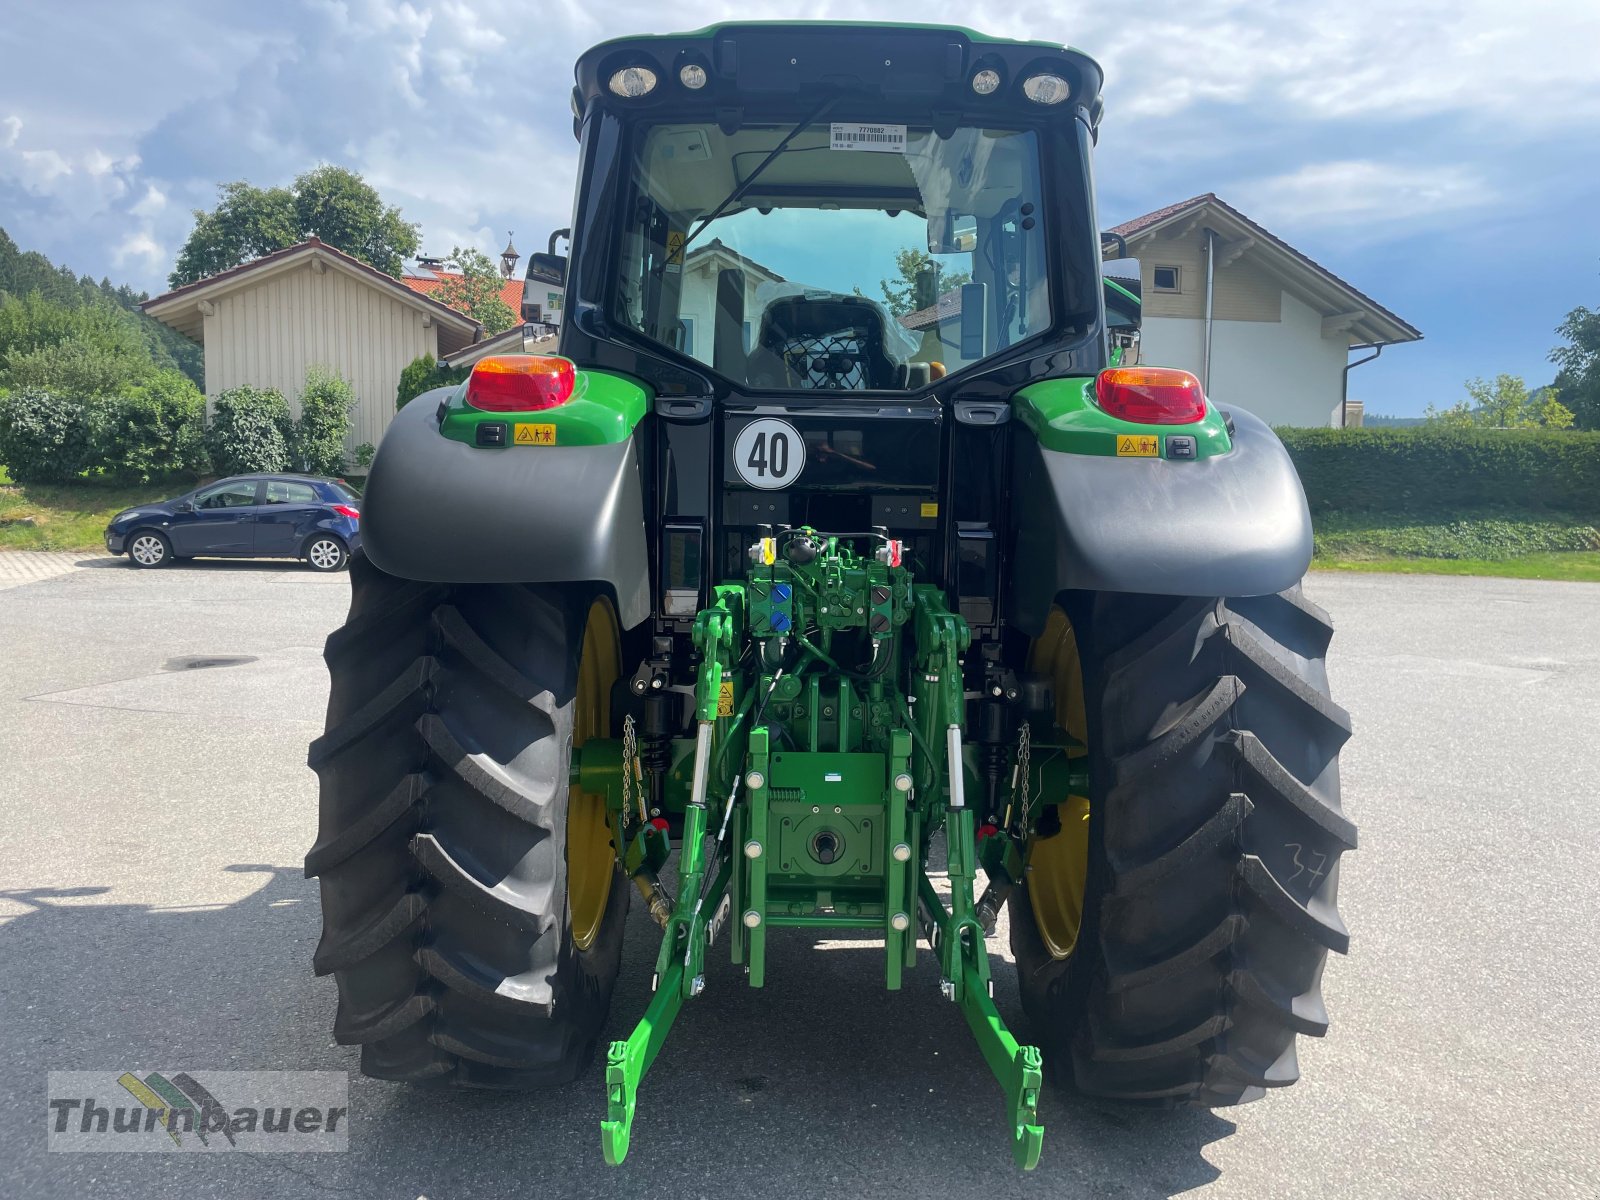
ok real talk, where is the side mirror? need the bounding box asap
[1102,257,1142,333]
[1103,257,1142,367]
[175,500,194,513]
[523,248,567,325]
[928,213,977,255]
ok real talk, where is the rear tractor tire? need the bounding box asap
[306,554,629,1086]
[1011,587,1355,1105]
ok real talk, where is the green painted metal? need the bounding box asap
[1013,376,1234,459]
[598,530,1046,1170]
[437,366,649,448]
[1104,277,1139,308]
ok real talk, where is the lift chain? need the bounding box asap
[1012,720,1032,835]
[620,713,639,832]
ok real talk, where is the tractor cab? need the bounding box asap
[561,25,1107,401]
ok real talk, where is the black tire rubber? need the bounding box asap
[304,535,349,573]
[306,554,628,1086]
[1011,586,1355,1105]
[126,529,172,568]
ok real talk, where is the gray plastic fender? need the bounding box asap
[359,387,651,629]
[1010,404,1313,635]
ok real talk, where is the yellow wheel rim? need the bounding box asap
[569,597,621,952]
[1026,607,1092,960]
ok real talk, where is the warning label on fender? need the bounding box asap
[514,423,557,445]
[1116,435,1160,458]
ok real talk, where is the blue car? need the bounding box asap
[105,474,362,571]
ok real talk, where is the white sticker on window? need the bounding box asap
[830,122,907,154]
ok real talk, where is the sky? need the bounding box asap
[3,0,1598,416]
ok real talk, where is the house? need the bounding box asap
[443,324,558,370]
[1104,194,1421,427]
[677,239,785,362]
[402,259,542,331]
[142,239,480,449]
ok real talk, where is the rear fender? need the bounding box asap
[1009,404,1313,635]
[359,387,651,628]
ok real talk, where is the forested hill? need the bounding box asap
[0,227,202,388]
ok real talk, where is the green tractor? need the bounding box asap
[307,22,1353,1170]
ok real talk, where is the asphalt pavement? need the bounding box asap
[1,555,1596,1199]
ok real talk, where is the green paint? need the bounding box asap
[1104,277,1139,307]
[437,366,649,448]
[1014,376,1233,459]
[597,531,1044,1170]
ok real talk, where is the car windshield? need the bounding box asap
[614,121,1051,391]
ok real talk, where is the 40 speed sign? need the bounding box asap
[732,418,806,490]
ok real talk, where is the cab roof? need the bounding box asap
[572,22,1104,129]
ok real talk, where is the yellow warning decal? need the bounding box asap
[666,231,686,265]
[1116,434,1160,458]
[514,423,557,445]
[717,680,735,717]
[920,502,939,518]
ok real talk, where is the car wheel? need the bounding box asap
[306,536,348,572]
[127,531,172,569]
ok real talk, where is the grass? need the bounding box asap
[0,466,179,552]
[1314,551,1600,582]
[1311,507,1600,581]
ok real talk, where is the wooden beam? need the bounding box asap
[1322,310,1365,337]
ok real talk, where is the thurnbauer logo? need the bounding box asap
[46,1070,348,1153]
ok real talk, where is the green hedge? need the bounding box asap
[205,385,292,476]
[1278,427,1600,515]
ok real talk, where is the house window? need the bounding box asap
[680,317,696,356]
[1152,265,1181,293]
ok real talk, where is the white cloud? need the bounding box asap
[112,229,164,269]
[1235,159,1493,228]
[130,184,166,219]
[4,0,1599,291]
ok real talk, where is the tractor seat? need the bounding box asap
[747,295,907,391]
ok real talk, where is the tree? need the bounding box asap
[1465,374,1535,427]
[875,248,971,317]
[1550,305,1600,430]
[293,366,355,476]
[396,353,468,410]
[168,182,296,287]
[0,389,99,483]
[1,226,202,388]
[293,166,418,277]
[432,248,516,335]
[168,167,419,288]
[1534,389,1575,430]
[205,385,292,475]
[94,370,210,484]
[0,293,157,397]
[1427,375,1575,430]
